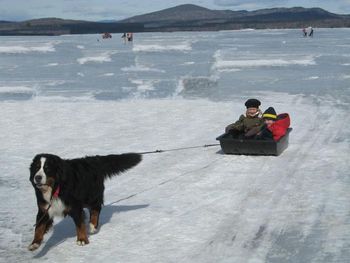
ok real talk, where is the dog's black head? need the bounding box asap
[29,154,63,191]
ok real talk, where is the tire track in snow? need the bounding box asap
[192,95,349,263]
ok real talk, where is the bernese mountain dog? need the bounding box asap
[28,153,141,251]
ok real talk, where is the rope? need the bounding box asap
[33,185,58,227]
[137,143,220,155]
[106,155,224,206]
[32,143,221,226]
[33,201,52,227]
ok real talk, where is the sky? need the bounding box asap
[1,0,350,21]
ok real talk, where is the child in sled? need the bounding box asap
[248,107,290,141]
[225,98,264,138]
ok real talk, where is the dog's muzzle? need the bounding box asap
[34,175,46,188]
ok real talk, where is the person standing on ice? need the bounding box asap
[121,33,127,44]
[225,98,264,138]
[127,32,133,42]
[250,107,291,141]
[302,28,307,37]
[309,27,314,37]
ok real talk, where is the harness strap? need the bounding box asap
[33,185,60,227]
[53,185,60,198]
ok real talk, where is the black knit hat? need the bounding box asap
[263,107,277,120]
[245,98,261,109]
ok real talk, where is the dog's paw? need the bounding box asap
[89,223,98,234]
[76,239,89,246]
[28,243,41,251]
[76,240,86,246]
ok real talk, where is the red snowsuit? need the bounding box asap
[268,113,290,141]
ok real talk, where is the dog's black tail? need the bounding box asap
[84,153,142,179]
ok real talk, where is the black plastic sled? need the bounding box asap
[216,128,292,156]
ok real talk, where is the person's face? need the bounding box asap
[246,107,258,117]
[264,119,275,126]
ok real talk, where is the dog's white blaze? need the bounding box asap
[35,157,47,185]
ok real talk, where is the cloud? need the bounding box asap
[61,5,131,20]
[214,0,286,7]
[213,0,290,11]
[212,0,350,13]
[338,0,350,13]
[0,7,32,21]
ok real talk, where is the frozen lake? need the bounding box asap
[0,29,349,262]
[0,28,349,102]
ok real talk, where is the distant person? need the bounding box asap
[309,27,314,37]
[302,28,307,37]
[252,107,291,141]
[127,33,133,42]
[102,32,112,39]
[121,33,127,43]
[225,98,264,138]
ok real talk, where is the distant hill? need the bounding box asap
[0,18,143,36]
[120,5,350,31]
[1,4,349,36]
[120,4,239,23]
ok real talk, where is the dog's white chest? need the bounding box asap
[48,198,66,218]
[42,189,66,217]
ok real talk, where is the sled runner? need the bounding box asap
[216,128,292,156]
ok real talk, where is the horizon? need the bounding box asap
[1,1,350,22]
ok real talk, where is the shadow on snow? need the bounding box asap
[33,204,149,258]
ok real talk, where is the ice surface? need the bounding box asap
[133,42,192,52]
[0,41,57,54]
[0,29,349,263]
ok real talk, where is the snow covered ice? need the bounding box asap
[0,29,349,262]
